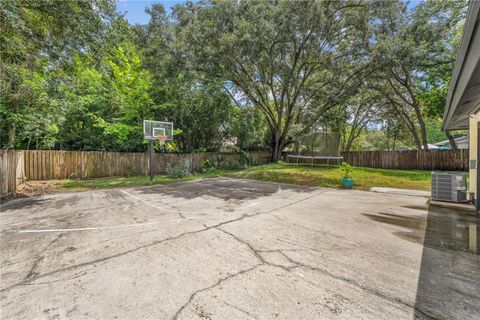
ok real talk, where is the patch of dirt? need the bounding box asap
[16,180,63,196]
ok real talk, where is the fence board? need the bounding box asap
[342,149,469,171]
[0,150,24,198]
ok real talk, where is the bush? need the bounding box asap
[200,159,218,174]
[238,151,255,168]
[166,159,192,178]
[217,151,255,170]
[340,162,353,178]
[204,167,219,174]
[203,159,215,169]
[193,147,207,153]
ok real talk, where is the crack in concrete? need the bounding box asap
[0,226,206,293]
[216,228,297,272]
[285,257,437,320]
[1,189,329,300]
[222,300,259,320]
[264,190,331,214]
[208,226,436,320]
[272,250,301,268]
[1,210,266,293]
[171,264,261,320]
[149,187,334,320]
[23,271,89,286]
[2,184,440,319]
[24,224,68,280]
[24,235,61,280]
[215,228,266,264]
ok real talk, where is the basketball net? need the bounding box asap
[156,134,167,145]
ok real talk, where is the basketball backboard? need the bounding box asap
[143,120,174,141]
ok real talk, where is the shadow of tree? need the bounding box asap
[1,197,49,212]
[135,177,318,201]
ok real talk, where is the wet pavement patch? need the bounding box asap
[364,207,479,255]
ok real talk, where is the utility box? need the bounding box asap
[431,172,467,203]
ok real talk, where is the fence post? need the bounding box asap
[81,151,84,179]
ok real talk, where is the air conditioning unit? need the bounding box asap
[431,172,467,203]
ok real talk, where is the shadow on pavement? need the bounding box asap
[135,178,318,201]
[1,197,49,212]
[414,205,480,319]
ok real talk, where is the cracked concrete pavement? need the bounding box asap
[1,177,479,319]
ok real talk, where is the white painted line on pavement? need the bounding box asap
[18,219,185,233]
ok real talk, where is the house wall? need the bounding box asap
[469,112,480,195]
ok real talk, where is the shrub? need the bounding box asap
[193,147,207,153]
[340,162,353,178]
[200,159,218,174]
[204,167,219,174]
[203,159,214,169]
[238,151,255,168]
[166,159,192,178]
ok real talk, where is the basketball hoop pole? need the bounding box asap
[149,140,154,181]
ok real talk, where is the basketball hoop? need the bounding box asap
[143,119,174,181]
[156,134,167,144]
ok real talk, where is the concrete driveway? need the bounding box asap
[1,178,479,320]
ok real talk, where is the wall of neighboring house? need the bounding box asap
[457,141,470,149]
[469,112,480,195]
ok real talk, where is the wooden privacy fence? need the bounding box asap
[20,150,270,180]
[0,150,25,198]
[342,149,469,170]
[0,150,271,197]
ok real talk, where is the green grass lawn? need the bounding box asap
[57,170,227,191]
[224,162,432,191]
[53,162,431,192]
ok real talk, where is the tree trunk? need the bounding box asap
[404,123,421,150]
[417,115,429,150]
[8,81,18,149]
[386,130,390,150]
[445,131,457,150]
[344,125,364,153]
[343,141,352,153]
[271,133,283,162]
[344,134,355,153]
[8,123,15,149]
[410,102,429,150]
[271,128,291,162]
[414,137,422,151]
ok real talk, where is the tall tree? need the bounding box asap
[370,0,466,150]
[0,0,116,148]
[137,3,234,152]
[176,0,372,160]
[53,17,157,151]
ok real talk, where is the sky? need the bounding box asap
[116,0,188,24]
[117,0,423,25]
